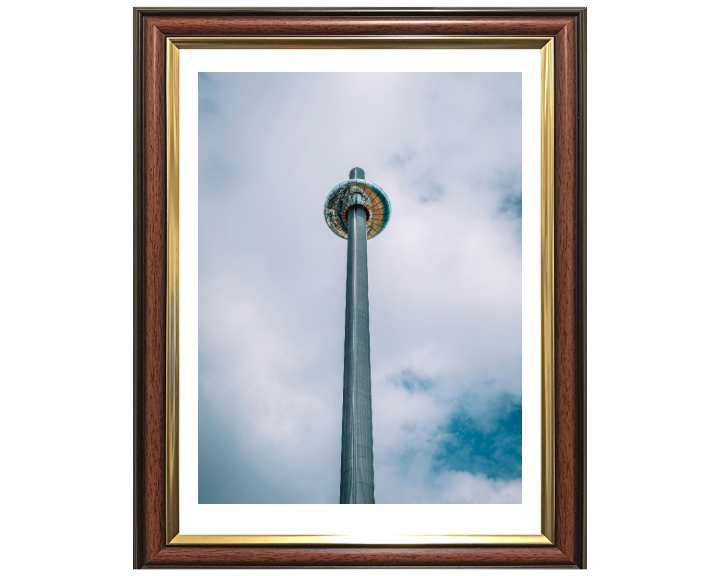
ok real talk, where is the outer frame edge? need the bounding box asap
[133,7,588,568]
[575,7,588,570]
[134,7,588,17]
[132,6,145,570]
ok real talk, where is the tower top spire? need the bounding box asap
[349,167,365,180]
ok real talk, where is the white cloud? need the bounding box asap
[378,466,522,505]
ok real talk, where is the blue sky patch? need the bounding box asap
[500,192,522,218]
[433,392,522,480]
[494,169,522,219]
[393,369,437,393]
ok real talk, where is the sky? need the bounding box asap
[198,72,522,504]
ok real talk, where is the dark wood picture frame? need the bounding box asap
[134,7,586,568]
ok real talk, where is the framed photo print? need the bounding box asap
[134,7,586,568]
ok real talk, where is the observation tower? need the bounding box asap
[323,167,391,504]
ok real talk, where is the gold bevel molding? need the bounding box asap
[164,35,555,547]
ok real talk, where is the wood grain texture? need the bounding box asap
[139,15,167,566]
[148,545,575,568]
[133,8,587,569]
[145,15,574,37]
[575,9,588,568]
[132,8,143,566]
[554,17,579,566]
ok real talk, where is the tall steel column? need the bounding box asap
[340,205,374,504]
[323,168,391,505]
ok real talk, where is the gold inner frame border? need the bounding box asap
[165,36,555,546]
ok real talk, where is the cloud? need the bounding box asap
[393,369,437,393]
[494,169,522,220]
[378,469,521,505]
[417,178,445,203]
[373,372,521,503]
[198,72,522,503]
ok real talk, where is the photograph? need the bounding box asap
[196,71,523,505]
